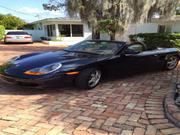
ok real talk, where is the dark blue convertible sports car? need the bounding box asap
[0,40,179,89]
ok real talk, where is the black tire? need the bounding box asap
[163,55,179,70]
[75,68,101,90]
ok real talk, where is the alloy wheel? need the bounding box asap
[166,56,178,69]
[88,70,101,88]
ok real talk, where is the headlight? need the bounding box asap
[24,63,62,76]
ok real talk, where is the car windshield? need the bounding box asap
[7,32,29,35]
[65,40,123,55]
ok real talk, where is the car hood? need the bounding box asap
[4,50,104,78]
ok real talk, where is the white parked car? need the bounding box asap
[4,31,33,44]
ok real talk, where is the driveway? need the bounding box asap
[0,43,180,135]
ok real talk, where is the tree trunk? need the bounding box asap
[110,32,116,41]
[92,27,100,40]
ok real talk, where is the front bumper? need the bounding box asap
[0,73,76,88]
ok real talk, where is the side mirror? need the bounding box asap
[124,49,140,55]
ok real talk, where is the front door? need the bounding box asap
[119,43,150,74]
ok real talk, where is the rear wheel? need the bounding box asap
[164,55,179,70]
[75,68,101,90]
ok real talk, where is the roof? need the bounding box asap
[30,17,81,24]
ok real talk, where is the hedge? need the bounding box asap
[0,25,5,40]
[129,33,180,50]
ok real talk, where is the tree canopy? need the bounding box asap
[0,14,26,30]
[0,25,5,40]
[43,0,179,40]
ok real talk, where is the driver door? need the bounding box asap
[120,43,148,72]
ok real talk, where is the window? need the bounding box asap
[58,24,71,37]
[7,32,29,35]
[127,44,144,52]
[47,25,55,37]
[72,25,83,37]
[46,24,84,37]
[66,41,122,55]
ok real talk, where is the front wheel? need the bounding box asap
[75,68,101,90]
[163,55,179,70]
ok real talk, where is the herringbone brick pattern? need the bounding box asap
[0,43,179,135]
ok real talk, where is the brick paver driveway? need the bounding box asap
[0,43,179,135]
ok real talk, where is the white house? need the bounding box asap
[31,18,92,45]
[31,16,180,45]
[121,15,180,41]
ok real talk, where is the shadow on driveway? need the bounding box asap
[0,67,167,96]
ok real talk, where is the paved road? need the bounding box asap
[0,43,179,135]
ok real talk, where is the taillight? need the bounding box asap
[24,36,31,39]
[5,36,12,39]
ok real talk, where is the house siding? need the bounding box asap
[172,22,180,33]
[120,23,158,41]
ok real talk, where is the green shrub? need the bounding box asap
[129,33,180,50]
[0,25,5,40]
[0,66,4,74]
[0,63,11,74]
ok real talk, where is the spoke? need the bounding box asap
[88,70,101,87]
[167,57,178,69]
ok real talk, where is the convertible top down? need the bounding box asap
[0,40,179,89]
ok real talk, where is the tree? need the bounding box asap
[0,25,5,40]
[43,0,178,40]
[0,14,26,30]
[21,24,36,30]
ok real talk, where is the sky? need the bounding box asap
[0,0,65,22]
